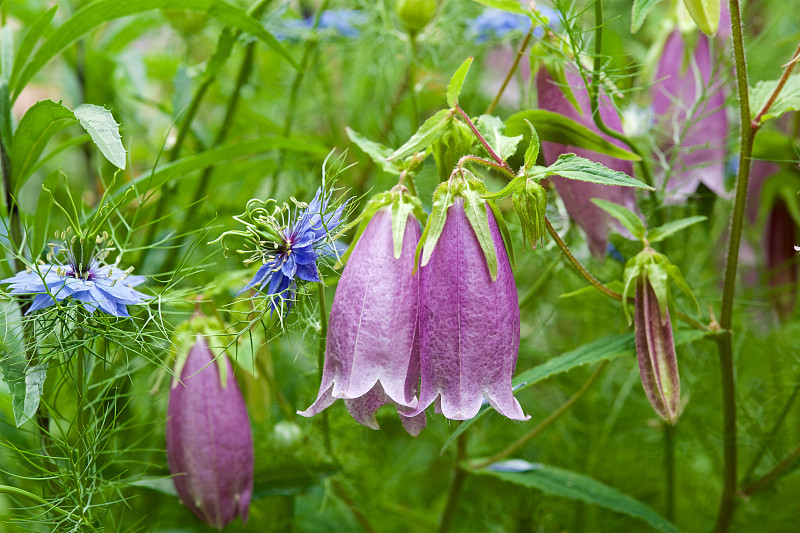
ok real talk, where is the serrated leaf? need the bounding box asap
[506,110,641,161]
[11,100,77,192]
[647,216,706,243]
[0,301,47,427]
[523,119,540,170]
[546,154,653,189]
[418,181,456,271]
[631,0,664,32]
[591,198,646,240]
[73,104,126,169]
[447,57,473,108]
[389,108,453,161]
[462,183,499,280]
[750,73,800,124]
[476,114,523,162]
[471,464,681,533]
[11,0,296,101]
[346,127,401,175]
[682,0,720,36]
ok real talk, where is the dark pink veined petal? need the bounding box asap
[166,336,254,530]
[536,66,638,257]
[765,199,799,320]
[407,198,528,421]
[634,280,680,423]
[298,208,425,435]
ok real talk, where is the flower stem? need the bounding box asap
[437,434,467,533]
[713,1,754,530]
[408,33,420,131]
[486,27,534,115]
[457,154,517,181]
[664,422,676,522]
[317,283,332,456]
[455,105,513,174]
[472,361,607,469]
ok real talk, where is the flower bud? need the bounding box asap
[299,205,427,436]
[406,197,528,421]
[512,178,547,250]
[396,0,437,34]
[166,335,254,529]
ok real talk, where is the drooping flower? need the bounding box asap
[1,234,147,317]
[652,29,728,201]
[406,197,528,421]
[764,199,799,320]
[536,66,639,257]
[299,204,427,436]
[166,334,254,530]
[237,187,348,314]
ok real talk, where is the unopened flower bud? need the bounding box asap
[396,0,437,34]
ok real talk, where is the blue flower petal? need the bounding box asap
[296,262,320,283]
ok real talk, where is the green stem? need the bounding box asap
[455,106,513,174]
[75,317,86,477]
[458,154,517,181]
[472,361,607,469]
[664,422,676,522]
[589,0,654,189]
[408,33,420,130]
[437,434,467,533]
[317,283,332,456]
[752,40,800,127]
[741,442,800,497]
[713,1,754,530]
[0,485,77,520]
[486,27,534,115]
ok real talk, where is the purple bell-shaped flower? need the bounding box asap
[406,197,528,421]
[298,206,427,436]
[536,66,638,257]
[166,335,254,529]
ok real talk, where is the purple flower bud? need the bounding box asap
[765,199,798,320]
[635,278,680,424]
[536,66,638,257]
[166,336,254,529]
[298,208,427,436]
[407,198,528,421]
[652,30,728,200]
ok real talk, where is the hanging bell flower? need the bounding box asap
[299,188,428,435]
[166,333,254,529]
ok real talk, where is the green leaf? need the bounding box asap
[470,464,681,533]
[591,198,646,240]
[523,119,540,170]
[11,100,77,192]
[389,109,453,161]
[11,0,296,100]
[1,26,14,84]
[0,300,47,427]
[631,0,664,32]
[447,57,473,108]
[442,333,636,451]
[682,0,720,36]
[506,110,641,161]
[476,114,523,162]
[73,104,126,170]
[462,182,498,280]
[546,154,654,190]
[647,216,707,243]
[346,127,401,175]
[8,6,58,92]
[750,73,800,124]
[665,264,700,313]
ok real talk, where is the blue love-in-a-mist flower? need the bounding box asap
[2,237,147,317]
[275,9,366,41]
[469,7,558,43]
[240,187,348,313]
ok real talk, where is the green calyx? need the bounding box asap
[170,312,233,389]
[622,248,699,325]
[340,186,426,265]
[414,171,515,281]
[513,178,548,251]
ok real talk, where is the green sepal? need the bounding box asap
[523,119,540,170]
[487,199,516,270]
[481,175,525,200]
[414,180,456,275]
[621,257,642,325]
[462,179,499,280]
[622,249,699,325]
[591,198,646,241]
[513,178,548,251]
[447,57,473,108]
[390,191,426,259]
[644,259,670,324]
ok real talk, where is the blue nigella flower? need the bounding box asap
[239,187,348,313]
[469,7,559,43]
[2,237,147,317]
[274,9,365,41]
